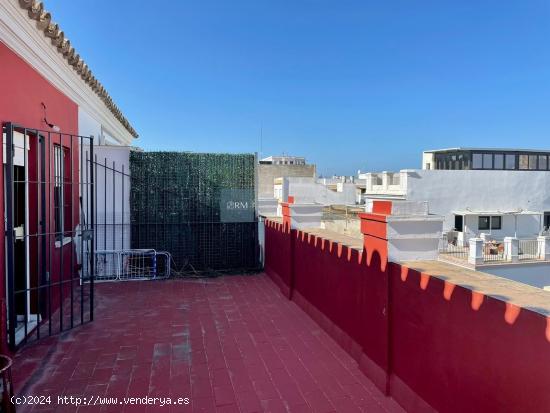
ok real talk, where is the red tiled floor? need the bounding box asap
[12,274,404,413]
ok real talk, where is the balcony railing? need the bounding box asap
[482,241,505,262]
[438,237,469,260]
[439,234,550,265]
[519,239,539,260]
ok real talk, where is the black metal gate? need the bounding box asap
[3,122,95,351]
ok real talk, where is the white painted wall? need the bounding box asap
[79,107,127,146]
[403,169,550,238]
[258,197,278,217]
[289,203,323,229]
[460,213,540,241]
[78,107,102,142]
[81,145,131,251]
[283,177,357,205]
[422,152,435,170]
[78,107,133,254]
[387,215,444,262]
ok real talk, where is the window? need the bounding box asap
[478,216,490,230]
[529,155,537,170]
[463,153,471,169]
[450,155,457,170]
[472,153,483,169]
[54,145,71,241]
[539,155,548,170]
[454,215,464,232]
[491,216,502,230]
[483,154,493,169]
[519,154,529,170]
[545,212,550,230]
[505,154,516,169]
[478,215,501,230]
[494,154,504,169]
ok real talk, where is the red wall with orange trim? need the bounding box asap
[264,218,550,412]
[390,262,550,412]
[291,230,389,391]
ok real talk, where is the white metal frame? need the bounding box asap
[91,249,171,282]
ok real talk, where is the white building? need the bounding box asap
[360,148,550,241]
[422,147,550,171]
[259,155,306,165]
[276,177,357,206]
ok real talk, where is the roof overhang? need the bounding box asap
[0,0,137,143]
[453,209,542,216]
[424,147,550,154]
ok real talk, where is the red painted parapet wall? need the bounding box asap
[263,203,550,412]
[264,220,293,298]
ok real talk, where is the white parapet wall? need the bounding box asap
[282,177,357,205]
[258,197,278,217]
[289,203,324,229]
[382,201,444,262]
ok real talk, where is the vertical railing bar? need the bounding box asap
[81,137,85,324]
[70,134,74,328]
[5,123,17,349]
[112,161,115,252]
[47,131,52,336]
[104,157,107,251]
[36,131,41,341]
[94,153,98,255]
[122,164,125,250]
[58,134,64,333]
[22,127,28,343]
[90,136,95,322]
[39,133,46,340]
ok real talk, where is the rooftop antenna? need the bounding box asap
[260,126,263,159]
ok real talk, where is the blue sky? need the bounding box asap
[48,1,550,176]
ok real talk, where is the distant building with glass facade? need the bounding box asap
[422,148,550,171]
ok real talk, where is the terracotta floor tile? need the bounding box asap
[12,275,403,413]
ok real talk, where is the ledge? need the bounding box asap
[294,227,364,251]
[401,259,550,317]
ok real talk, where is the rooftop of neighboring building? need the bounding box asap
[424,148,550,170]
[260,155,307,165]
[424,147,550,154]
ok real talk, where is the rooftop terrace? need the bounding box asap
[13,275,403,413]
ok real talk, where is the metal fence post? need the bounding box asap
[5,123,16,350]
[89,136,95,321]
